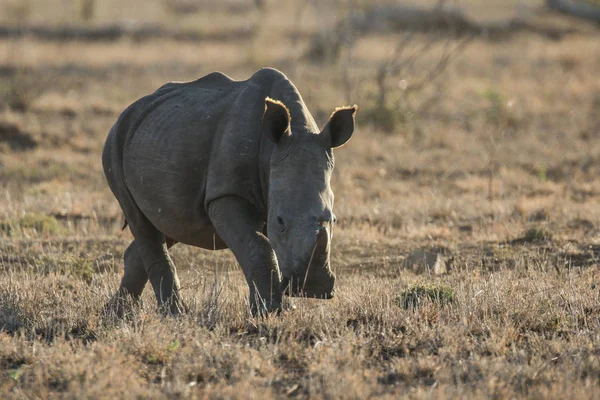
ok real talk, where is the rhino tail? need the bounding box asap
[121,217,128,231]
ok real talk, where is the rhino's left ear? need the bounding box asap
[321,105,357,148]
[263,97,291,145]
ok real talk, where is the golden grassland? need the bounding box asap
[0,0,599,398]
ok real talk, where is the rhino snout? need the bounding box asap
[280,227,335,299]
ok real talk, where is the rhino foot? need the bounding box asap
[157,294,188,317]
[282,298,296,312]
[250,297,282,318]
[102,290,143,321]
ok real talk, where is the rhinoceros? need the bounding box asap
[102,67,356,315]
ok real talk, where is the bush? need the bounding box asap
[396,283,455,309]
[522,227,553,243]
[361,104,417,133]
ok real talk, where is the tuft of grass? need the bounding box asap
[0,213,63,237]
[0,161,84,184]
[8,366,27,381]
[36,255,96,283]
[31,254,118,283]
[521,226,553,243]
[483,89,505,126]
[197,278,225,330]
[396,283,455,309]
[482,88,520,129]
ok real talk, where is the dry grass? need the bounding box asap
[0,0,599,398]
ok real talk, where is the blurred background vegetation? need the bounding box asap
[0,0,598,239]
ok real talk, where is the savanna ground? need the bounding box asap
[0,0,599,398]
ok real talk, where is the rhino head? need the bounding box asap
[262,98,356,299]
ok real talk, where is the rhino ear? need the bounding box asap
[322,105,357,148]
[263,97,291,145]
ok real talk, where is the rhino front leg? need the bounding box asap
[208,196,282,316]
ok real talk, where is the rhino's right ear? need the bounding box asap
[263,97,291,145]
[321,105,357,148]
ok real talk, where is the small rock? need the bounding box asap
[433,254,447,275]
[404,249,449,275]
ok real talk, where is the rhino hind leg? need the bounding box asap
[118,240,148,299]
[113,190,185,315]
[105,237,181,318]
[116,237,178,300]
[103,130,184,315]
[208,196,282,316]
[133,232,185,316]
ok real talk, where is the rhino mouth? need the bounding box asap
[281,276,335,299]
[280,227,335,299]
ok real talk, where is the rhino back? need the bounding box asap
[120,72,261,242]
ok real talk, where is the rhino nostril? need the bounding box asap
[318,210,334,226]
[277,216,285,232]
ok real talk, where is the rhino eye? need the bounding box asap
[277,216,286,232]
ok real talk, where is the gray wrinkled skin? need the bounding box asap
[102,68,356,315]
